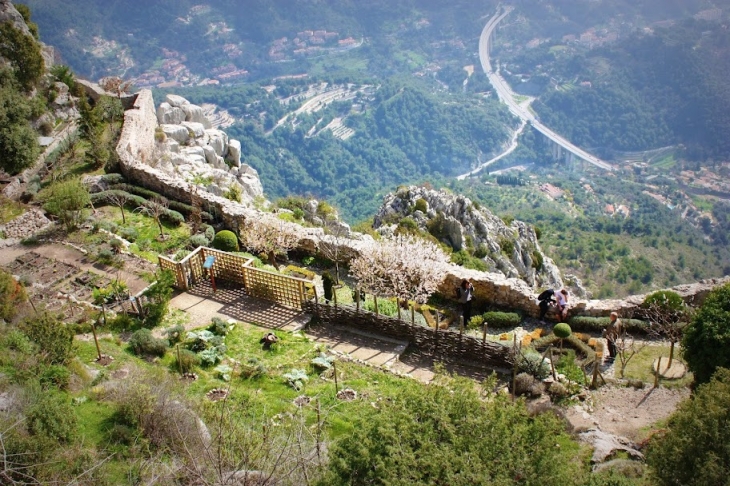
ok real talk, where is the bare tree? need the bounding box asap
[317,217,352,284]
[238,213,300,265]
[349,234,449,305]
[136,196,169,239]
[641,291,692,369]
[614,328,648,379]
[100,76,132,99]
[106,191,129,224]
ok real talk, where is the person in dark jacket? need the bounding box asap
[537,289,556,323]
[457,279,475,327]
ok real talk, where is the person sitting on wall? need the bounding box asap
[537,288,556,323]
[556,289,569,321]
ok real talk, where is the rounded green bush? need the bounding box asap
[482,311,521,328]
[553,323,572,339]
[212,230,239,252]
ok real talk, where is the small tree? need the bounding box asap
[41,178,91,231]
[136,196,169,239]
[239,213,299,265]
[682,283,730,386]
[19,312,74,365]
[317,216,351,284]
[100,76,132,99]
[614,326,647,379]
[349,234,449,305]
[642,290,690,369]
[646,368,730,486]
[553,322,571,351]
[106,191,129,224]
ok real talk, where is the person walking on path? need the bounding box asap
[556,289,569,321]
[457,279,475,327]
[603,312,622,360]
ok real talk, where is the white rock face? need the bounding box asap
[182,104,212,129]
[157,102,185,125]
[161,124,189,144]
[165,94,189,108]
[204,129,228,156]
[226,139,241,166]
[146,94,264,201]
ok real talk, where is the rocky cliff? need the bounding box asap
[373,186,568,292]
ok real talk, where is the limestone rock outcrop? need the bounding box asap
[373,186,569,293]
[151,94,259,200]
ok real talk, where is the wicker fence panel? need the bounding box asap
[304,301,514,370]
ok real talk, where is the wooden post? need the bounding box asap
[91,320,102,361]
[101,304,107,326]
[654,356,661,389]
[397,299,402,321]
[512,334,518,402]
[459,316,464,336]
[177,344,182,375]
[313,286,319,305]
[591,358,599,389]
[550,348,556,380]
[411,305,415,328]
[355,287,360,313]
[333,360,339,394]
[374,295,379,317]
[482,323,488,345]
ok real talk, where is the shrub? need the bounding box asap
[3,329,33,354]
[241,357,268,379]
[99,173,126,185]
[164,324,185,345]
[175,348,200,373]
[284,265,315,280]
[364,297,399,317]
[212,230,239,252]
[189,234,208,248]
[517,351,551,379]
[553,323,572,339]
[547,381,569,399]
[20,312,74,365]
[208,317,230,336]
[162,209,185,226]
[0,269,26,321]
[119,226,138,242]
[40,365,71,390]
[499,237,514,256]
[568,316,649,334]
[202,224,215,242]
[473,243,489,259]
[26,391,77,443]
[482,311,521,329]
[514,372,544,397]
[198,346,226,366]
[128,329,168,357]
[414,198,428,213]
[532,250,544,271]
[682,283,730,386]
[468,314,484,330]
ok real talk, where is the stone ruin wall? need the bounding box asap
[116,89,730,319]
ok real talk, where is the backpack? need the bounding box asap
[537,289,554,302]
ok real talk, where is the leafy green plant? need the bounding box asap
[482,311,521,329]
[214,364,233,382]
[517,351,551,379]
[208,317,231,336]
[128,329,168,357]
[198,346,226,366]
[20,312,74,365]
[283,368,309,390]
[164,324,185,345]
[212,230,239,252]
[240,357,268,380]
[175,348,200,373]
[311,353,334,371]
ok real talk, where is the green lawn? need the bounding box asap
[619,344,693,388]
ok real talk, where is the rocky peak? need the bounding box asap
[153,94,263,202]
[373,186,578,294]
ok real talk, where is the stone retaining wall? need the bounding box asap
[116,90,730,320]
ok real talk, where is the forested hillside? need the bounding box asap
[516,18,730,159]
[167,77,516,222]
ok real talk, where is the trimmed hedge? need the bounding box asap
[110,183,213,221]
[482,311,522,329]
[91,190,184,226]
[212,230,239,252]
[99,173,126,185]
[568,316,650,335]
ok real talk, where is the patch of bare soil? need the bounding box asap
[563,385,689,441]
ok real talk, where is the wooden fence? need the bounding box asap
[303,301,514,371]
[158,247,314,310]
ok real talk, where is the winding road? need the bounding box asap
[477,7,614,172]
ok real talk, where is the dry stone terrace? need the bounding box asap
[115,89,730,321]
